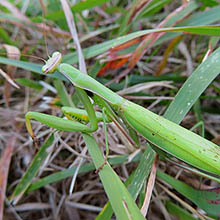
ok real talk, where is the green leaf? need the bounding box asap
[63,25,220,64]
[1,25,220,77]
[53,79,75,107]
[27,154,141,192]
[0,26,16,45]
[46,0,110,21]
[128,145,156,199]
[165,201,197,220]
[164,46,220,124]
[97,145,156,220]
[157,170,220,216]
[15,78,43,90]
[10,134,54,204]
[83,133,145,220]
[0,56,67,81]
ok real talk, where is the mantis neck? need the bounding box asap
[58,63,125,107]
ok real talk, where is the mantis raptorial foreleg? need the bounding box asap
[25,107,96,141]
[25,53,98,142]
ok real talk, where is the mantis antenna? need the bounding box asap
[0,50,46,62]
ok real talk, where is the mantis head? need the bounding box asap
[42,51,62,74]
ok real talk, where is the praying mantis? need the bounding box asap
[25,51,220,177]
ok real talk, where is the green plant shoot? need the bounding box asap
[25,52,220,176]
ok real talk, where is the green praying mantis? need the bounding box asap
[25,51,220,176]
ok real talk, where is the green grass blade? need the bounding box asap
[165,201,197,220]
[82,133,145,220]
[53,79,75,107]
[161,1,198,27]
[96,202,114,220]
[157,170,220,216]
[63,25,220,64]
[0,26,16,45]
[10,134,54,204]
[164,47,220,123]
[181,4,220,26]
[97,145,156,220]
[66,3,220,63]
[118,0,173,36]
[15,78,43,90]
[27,162,95,192]
[0,57,42,73]
[136,0,173,22]
[0,56,67,81]
[166,159,220,184]
[156,4,220,46]
[128,144,156,199]
[1,26,220,75]
[45,0,110,21]
[27,154,141,192]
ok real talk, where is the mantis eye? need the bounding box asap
[42,51,62,74]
